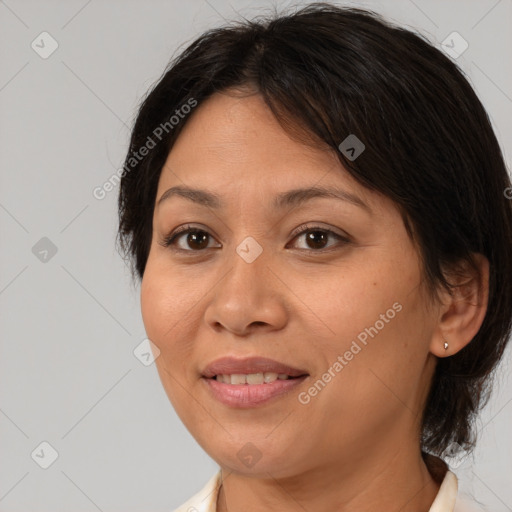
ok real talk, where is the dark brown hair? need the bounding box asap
[117,2,512,458]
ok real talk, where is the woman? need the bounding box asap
[117,3,512,511]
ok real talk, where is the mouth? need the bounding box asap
[206,372,306,384]
[201,355,309,379]
[201,356,309,408]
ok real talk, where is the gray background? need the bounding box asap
[0,0,511,510]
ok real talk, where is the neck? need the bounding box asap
[216,449,444,512]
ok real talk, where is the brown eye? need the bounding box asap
[160,225,220,252]
[303,230,329,250]
[182,230,210,250]
[289,224,350,252]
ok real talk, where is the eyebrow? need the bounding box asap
[157,185,372,215]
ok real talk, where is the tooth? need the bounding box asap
[263,372,279,383]
[246,373,264,385]
[230,374,247,385]
[216,373,292,384]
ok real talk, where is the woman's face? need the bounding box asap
[141,90,440,478]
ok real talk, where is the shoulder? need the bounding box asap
[172,470,222,512]
[453,493,491,512]
[424,453,488,512]
[429,469,458,512]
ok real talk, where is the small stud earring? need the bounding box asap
[443,340,449,350]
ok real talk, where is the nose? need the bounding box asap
[203,242,288,337]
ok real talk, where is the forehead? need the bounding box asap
[156,91,397,221]
[170,91,326,161]
[161,93,359,187]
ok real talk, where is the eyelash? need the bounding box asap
[159,223,351,254]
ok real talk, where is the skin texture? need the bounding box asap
[140,89,489,511]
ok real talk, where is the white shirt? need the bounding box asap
[173,465,464,512]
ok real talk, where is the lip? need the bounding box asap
[201,356,309,379]
[201,356,309,408]
[203,375,309,408]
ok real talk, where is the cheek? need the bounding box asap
[303,257,429,411]
[140,269,166,340]
[140,258,196,338]
[316,294,432,430]
[140,259,209,379]
[140,268,186,366]
[140,265,198,408]
[296,259,402,342]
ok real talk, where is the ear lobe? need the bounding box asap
[430,253,490,358]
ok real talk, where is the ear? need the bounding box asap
[430,253,490,358]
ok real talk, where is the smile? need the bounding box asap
[213,372,295,384]
[202,374,308,407]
